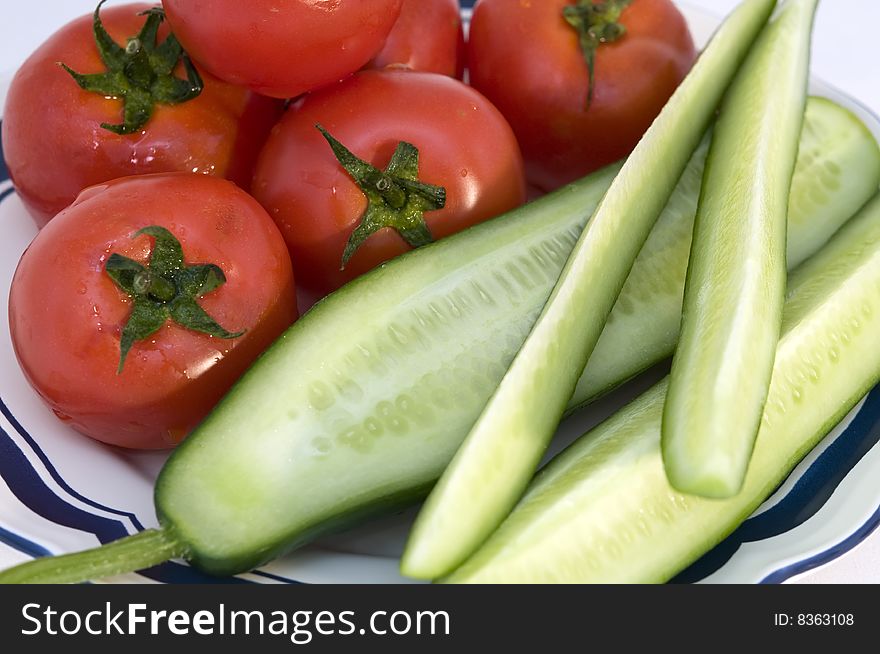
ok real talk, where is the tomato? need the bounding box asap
[468,0,696,191]
[367,0,466,78]
[162,0,404,99]
[251,70,526,297]
[1,2,282,227]
[8,174,297,450]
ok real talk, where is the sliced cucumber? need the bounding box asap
[663,0,819,498]
[402,0,778,579]
[785,98,880,270]
[445,191,880,584]
[154,96,877,575]
[571,96,880,407]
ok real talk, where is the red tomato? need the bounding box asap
[8,174,297,450]
[1,2,282,227]
[468,0,696,191]
[367,0,465,78]
[162,0,404,99]
[252,70,526,297]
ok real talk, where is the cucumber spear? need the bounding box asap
[402,0,779,580]
[663,0,820,498]
[448,192,880,583]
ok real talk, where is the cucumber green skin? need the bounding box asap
[401,0,778,579]
[663,0,819,498]
[153,105,878,577]
[446,192,880,584]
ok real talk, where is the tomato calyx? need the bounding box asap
[60,0,203,135]
[105,225,244,373]
[562,0,632,108]
[317,125,447,269]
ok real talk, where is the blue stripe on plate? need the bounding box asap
[250,569,304,584]
[760,503,880,584]
[0,523,53,559]
[674,387,880,582]
[0,417,256,583]
[0,421,132,541]
[0,396,146,528]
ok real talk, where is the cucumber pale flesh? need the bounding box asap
[402,0,779,579]
[663,0,820,497]
[572,96,880,407]
[155,103,878,576]
[446,192,880,584]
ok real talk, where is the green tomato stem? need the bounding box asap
[315,125,447,269]
[105,225,244,373]
[60,0,203,135]
[563,0,633,109]
[133,270,176,302]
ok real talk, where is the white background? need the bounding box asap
[0,1,878,583]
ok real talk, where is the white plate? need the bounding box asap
[2,2,880,584]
